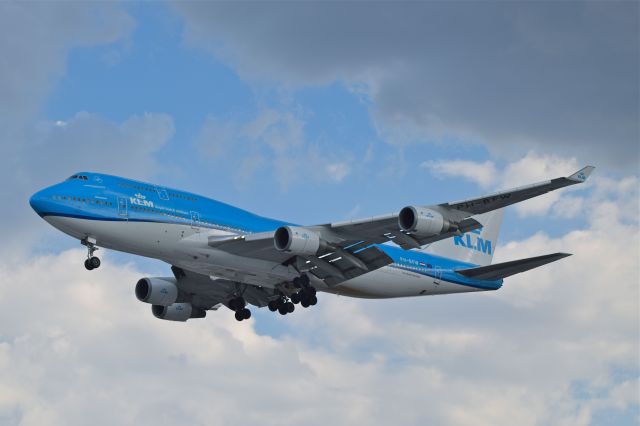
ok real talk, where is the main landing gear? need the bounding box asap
[229,296,251,321]
[267,296,295,316]
[267,275,318,316]
[82,238,101,271]
[293,274,318,308]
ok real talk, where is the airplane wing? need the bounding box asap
[209,234,394,287]
[209,166,593,287]
[328,165,595,246]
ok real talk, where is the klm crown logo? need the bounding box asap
[130,192,154,207]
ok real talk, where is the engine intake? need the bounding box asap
[152,303,206,322]
[398,207,450,236]
[135,277,178,306]
[274,226,322,255]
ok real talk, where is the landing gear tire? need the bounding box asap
[290,293,301,304]
[89,257,101,269]
[84,259,94,270]
[300,299,310,308]
[309,295,318,306]
[286,302,295,313]
[241,308,251,320]
[235,310,244,321]
[278,305,288,315]
[268,300,279,312]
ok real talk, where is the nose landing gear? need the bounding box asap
[82,238,101,271]
[84,257,101,270]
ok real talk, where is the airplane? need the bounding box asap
[29,166,594,322]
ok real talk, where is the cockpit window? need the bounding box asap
[67,175,89,181]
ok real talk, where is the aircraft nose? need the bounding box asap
[29,189,49,215]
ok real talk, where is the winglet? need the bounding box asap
[568,165,595,183]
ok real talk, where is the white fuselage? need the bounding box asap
[46,216,484,299]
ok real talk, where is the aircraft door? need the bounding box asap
[433,266,443,285]
[117,197,128,219]
[156,187,169,201]
[190,211,200,232]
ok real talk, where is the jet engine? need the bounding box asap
[152,303,206,322]
[135,277,178,306]
[274,226,324,255]
[398,207,450,236]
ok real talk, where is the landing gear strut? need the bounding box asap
[268,274,317,317]
[229,296,251,321]
[82,238,101,271]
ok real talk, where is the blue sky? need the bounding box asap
[0,2,638,425]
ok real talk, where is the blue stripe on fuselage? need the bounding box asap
[375,245,503,290]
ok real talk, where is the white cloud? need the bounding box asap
[325,162,351,182]
[195,109,352,190]
[502,152,581,216]
[422,152,595,218]
[422,159,498,189]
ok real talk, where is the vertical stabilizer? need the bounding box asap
[421,209,504,266]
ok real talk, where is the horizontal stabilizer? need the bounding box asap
[455,253,571,280]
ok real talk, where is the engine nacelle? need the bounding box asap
[398,207,450,236]
[135,277,178,306]
[152,303,206,322]
[274,226,321,255]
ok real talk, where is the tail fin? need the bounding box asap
[421,209,504,266]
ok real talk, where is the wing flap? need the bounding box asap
[306,245,394,287]
[209,233,393,288]
[455,253,571,280]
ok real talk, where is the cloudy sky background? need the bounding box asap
[0,2,638,425]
